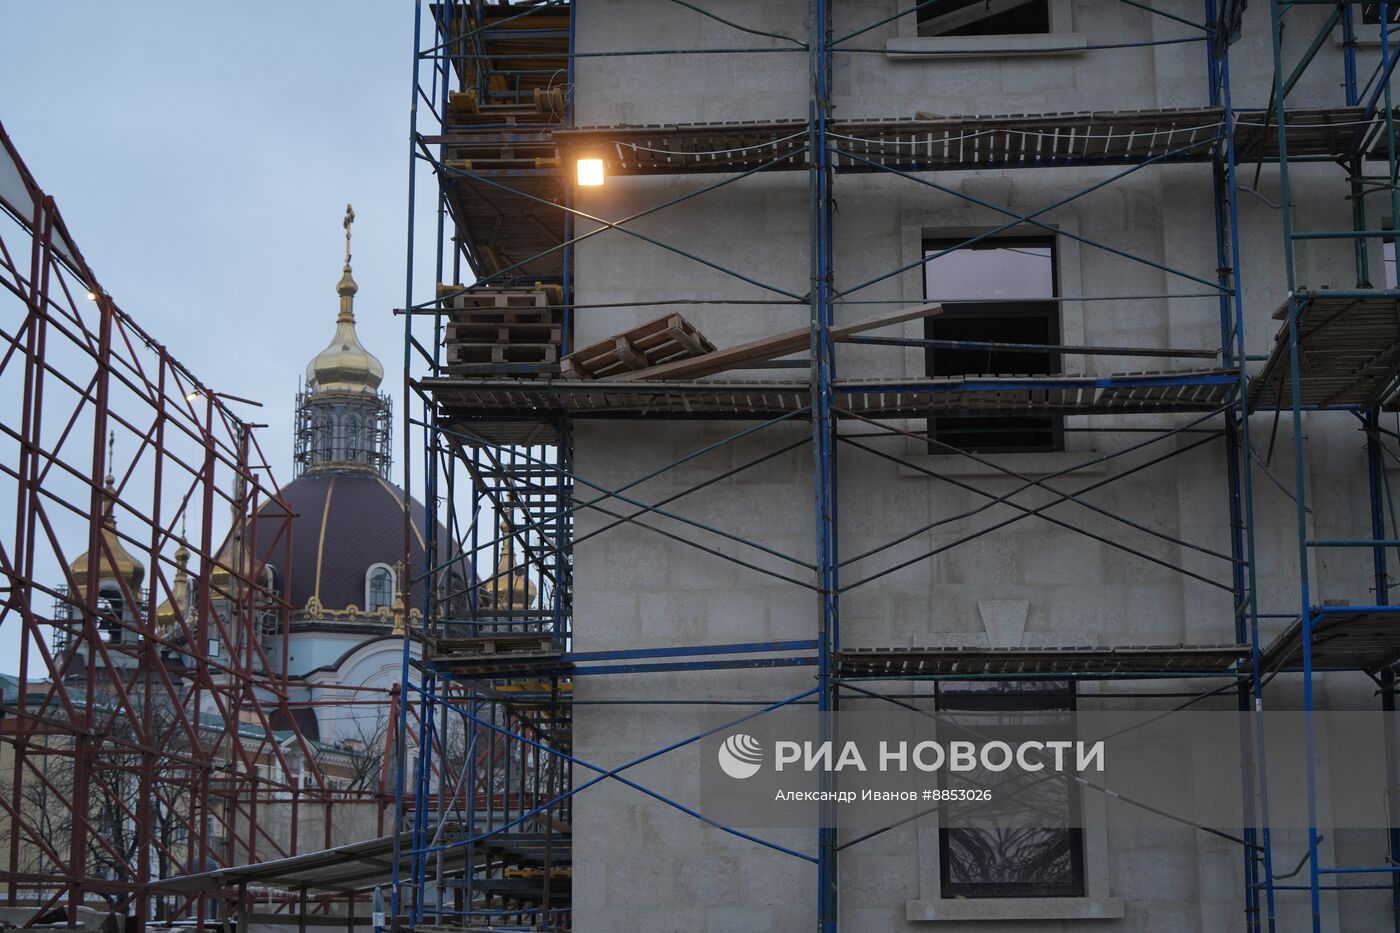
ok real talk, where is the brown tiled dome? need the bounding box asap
[249,469,454,614]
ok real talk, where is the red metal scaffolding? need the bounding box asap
[0,122,399,930]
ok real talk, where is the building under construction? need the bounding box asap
[12,0,1400,931]
[395,1,1400,931]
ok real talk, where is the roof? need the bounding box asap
[250,470,453,614]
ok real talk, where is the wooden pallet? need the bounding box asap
[448,342,559,365]
[447,87,565,121]
[448,320,562,345]
[448,303,554,323]
[435,633,555,658]
[439,285,565,376]
[421,633,566,678]
[561,313,716,379]
[439,284,563,317]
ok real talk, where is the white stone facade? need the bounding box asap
[566,2,1395,930]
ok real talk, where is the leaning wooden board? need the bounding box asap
[603,302,944,382]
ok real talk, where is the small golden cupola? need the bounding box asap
[68,432,146,599]
[482,517,538,611]
[293,206,393,479]
[155,526,191,632]
[305,204,384,396]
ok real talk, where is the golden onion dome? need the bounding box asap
[306,204,384,396]
[69,457,146,594]
[482,517,538,610]
[154,537,191,627]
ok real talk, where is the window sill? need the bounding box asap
[898,449,1108,478]
[907,895,1124,922]
[1334,35,1392,47]
[887,34,1088,59]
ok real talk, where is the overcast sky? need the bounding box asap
[0,2,442,669]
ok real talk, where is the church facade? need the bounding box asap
[57,208,454,755]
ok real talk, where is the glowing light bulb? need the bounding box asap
[577,158,605,187]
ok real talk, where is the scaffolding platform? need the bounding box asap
[449,830,572,909]
[451,875,570,907]
[424,369,1235,441]
[420,633,567,678]
[1250,291,1400,410]
[441,172,566,281]
[440,5,570,100]
[529,106,1387,175]
[1261,607,1400,673]
[157,832,454,895]
[835,644,1249,677]
[431,1,569,283]
[432,106,1393,282]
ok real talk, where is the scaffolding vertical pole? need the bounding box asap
[70,282,115,930]
[807,0,839,928]
[1383,1,1400,284]
[134,349,171,933]
[193,386,219,933]
[1367,409,1400,931]
[390,3,425,927]
[1207,7,1278,925]
[1371,35,1400,930]
[1210,80,1261,933]
[416,5,450,917]
[1265,0,1322,924]
[411,683,437,927]
[7,189,51,910]
[1345,7,1370,291]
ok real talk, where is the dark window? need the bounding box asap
[367,566,394,611]
[316,417,333,461]
[1384,231,1397,289]
[1362,3,1400,25]
[345,415,361,460]
[924,238,1062,453]
[98,584,125,641]
[918,0,1051,37]
[936,680,1085,899]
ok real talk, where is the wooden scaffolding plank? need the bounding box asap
[604,303,944,382]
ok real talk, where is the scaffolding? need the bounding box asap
[0,125,404,931]
[394,1,1400,930]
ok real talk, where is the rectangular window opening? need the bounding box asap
[1362,3,1400,25]
[936,680,1086,899]
[917,0,1052,37]
[923,236,1063,454]
[1384,229,1397,289]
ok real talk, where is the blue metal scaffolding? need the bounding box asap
[388,1,1400,930]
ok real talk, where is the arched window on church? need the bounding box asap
[345,415,361,462]
[98,581,125,641]
[366,563,394,612]
[316,416,333,461]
